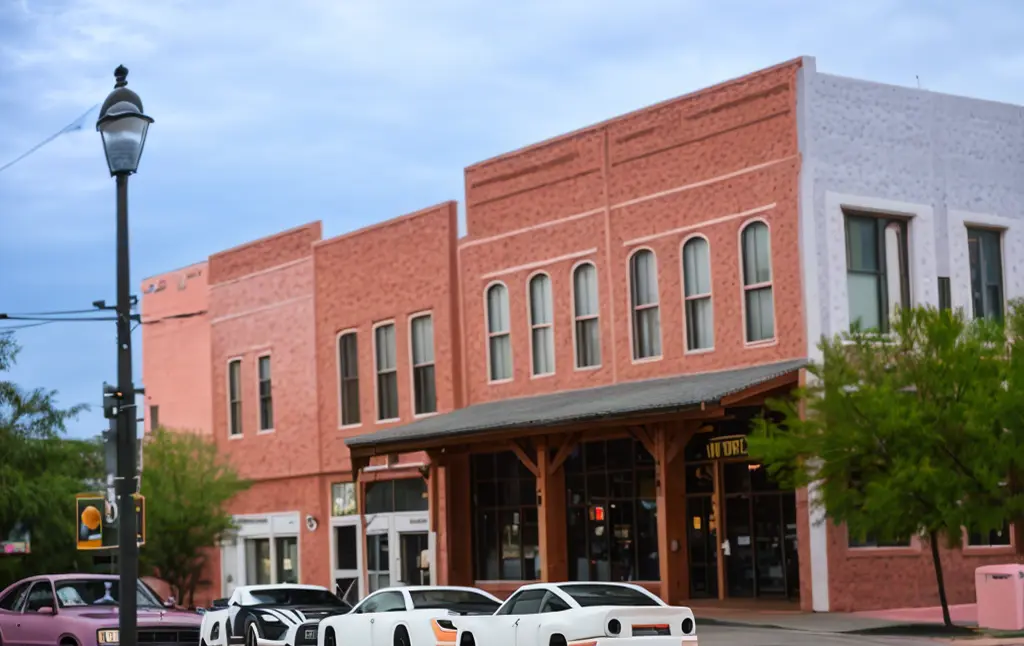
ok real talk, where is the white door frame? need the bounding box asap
[328,514,364,602]
[364,511,433,588]
[231,512,301,587]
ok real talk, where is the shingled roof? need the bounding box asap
[346,358,806,453]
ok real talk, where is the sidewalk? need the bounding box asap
[692,603,978,635]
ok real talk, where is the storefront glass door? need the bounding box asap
[399,532,430,586]
[367,533,390,592]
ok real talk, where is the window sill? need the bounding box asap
[846,546,921,558]
[339,423,363,431]
[257,428,275,435]
[631,355,663,365]
[530,371,555,380]
[744,338,778,349]
[488,377,514,386]
[963,545,1015,557]
[413,411,439,420]
[574,364,602,372]
[375,417,402,425]
[685,346,715,356]
[228,434,244,441]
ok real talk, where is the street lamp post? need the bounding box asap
[96,65,153,646]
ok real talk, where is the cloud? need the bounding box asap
[2,0,1024,437]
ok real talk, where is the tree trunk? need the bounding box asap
[929,530,953,627]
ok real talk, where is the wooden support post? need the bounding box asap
[535,437,568,582]
[445,454,473,586]
[713,460,727,601]
[655,423,689,605]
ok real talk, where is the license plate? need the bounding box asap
[305,629,317,641]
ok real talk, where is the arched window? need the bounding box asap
[486,283,512,381]
[572,263,601,368]
[741,222,775,343]
[629,249,661,359]
[682,237,713,351]
[528,274,554,376]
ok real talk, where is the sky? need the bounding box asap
[2,0,1024,439]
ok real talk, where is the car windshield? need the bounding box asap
[408,590,500,612]
[557,584,661,607]
[249,588,348,607]
[54,579,163,609]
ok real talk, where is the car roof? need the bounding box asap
[240,584,326,592]
[46,574,119,582]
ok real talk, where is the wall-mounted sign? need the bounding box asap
[704,434,749,460]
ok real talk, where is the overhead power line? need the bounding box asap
[0,104,100,174]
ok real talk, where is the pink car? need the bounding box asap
[0,573,202,646]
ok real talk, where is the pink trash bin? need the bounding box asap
[976,564,1024,631]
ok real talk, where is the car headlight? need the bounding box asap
[97,629,120,644]
[260,613,280,623]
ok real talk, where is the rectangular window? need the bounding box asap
[375,324,399,421]
[487,284,513,381]
[245,538,271,584]
[573,263,601,368]
[564,439,659,582]
[228,359,242,436]
[410,315,437,415]
[848,533,911,548]
[331,482,357,516]
[529,275,555,376]
[275,536,299,584]
[629,250,661,359]
[845,213,909,333]
[338,332,360,426]
[938,277,951,312]
[149,405,159,431]
[471,452,539,581]
[968,521,1011,547]
[258,355,273,431]
[967,227,1004,321]
[335,525,358,570]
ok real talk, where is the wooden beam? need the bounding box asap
[630,425,657,457]
[720,373,799,406]
[507,439,539,477]
[666,432,688,465]
[549,433,579,475]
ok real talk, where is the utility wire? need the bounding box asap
[0,315,119,322]
[2,307,113,316]
[0,104,100,174]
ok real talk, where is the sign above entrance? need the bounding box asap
[704,434,749,460]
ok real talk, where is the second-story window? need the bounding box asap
[486,283,512,381]
[741,221,775,343]
[629,249,661,360]
[338,332,360,426]
[967,227,1004,321]
[375,323,399,421]
[529,274,554,376]
[411,314,437,415]
[682,237,714,351]
[573,262,601,368]
[228,359,242,436]
[258,355,273,431]
[844,213,908,333]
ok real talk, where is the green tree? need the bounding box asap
[139,427,250,607]
[0,332,101,588]
[748,305,1021,627]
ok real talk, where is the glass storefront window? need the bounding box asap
[565,438,659,582]
[364,478,428,515]
[245,538,271,584]
[471,451,539,580]
[275,537,299,583]
[332,482,357,516]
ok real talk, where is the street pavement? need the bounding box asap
[697,624,951,646]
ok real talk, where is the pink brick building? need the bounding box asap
[142,56,1019,613]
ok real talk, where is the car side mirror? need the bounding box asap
[36,606,55,615]
[163,599,175,608]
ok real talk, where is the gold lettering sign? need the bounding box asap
[705,435,749,460]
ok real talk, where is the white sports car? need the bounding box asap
[317,585,502,646]
[200,584,352,646]
[446,582,698,646]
